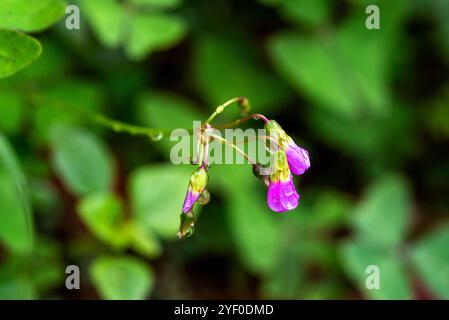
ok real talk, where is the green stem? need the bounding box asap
[26,93,193,140]
[210,134,257,165]
[214,113,269,129]
[205,97,250,124]
[93,114,171,140]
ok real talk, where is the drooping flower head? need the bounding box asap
[267,151,299,213]
[178,166,209,238]
[265,120,310,176]
[182,166,208,213]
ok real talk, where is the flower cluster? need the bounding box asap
[178,101,310,238]
[264,120,310,212]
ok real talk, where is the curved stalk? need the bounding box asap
[205,97,250,124]
[209,134,257,165]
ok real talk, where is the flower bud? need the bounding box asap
[182,167,208,213]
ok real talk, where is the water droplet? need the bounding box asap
[198,189,210,205]
[149,131,163,141]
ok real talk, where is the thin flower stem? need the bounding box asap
[26,92,194,140]
[198,139,204,168]
[93,114,172,140]
[195,136,202,165]
[203,139,210,165]
[205,97,250,124]
[214,113,269,129]
[210,134,257,165]
[232,135,280,149]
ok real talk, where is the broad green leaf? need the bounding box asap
[303,191,351,230]
[0,90,25,134]
[0,0,66,32]
[280,0,331,26]
[127,0,182,9]
[80,0,124,48]
[307,104,415,162]
[0,278,36,299]
[411,224,449,299]
[28,237,64,293]
[129,164,193,239]
[16,39,68,81]
[269,2,407,118]
[0,30,42,79]
[227,186,282,274]
[90,256,153,300]
[125,221,161,258]
[340,240,412,299]
[0,134,33,254]
[77,192,127,248]
[352,175,411,247]
[194,34,291,113]
[126,13,187,60]
[269,34,357,117]
[334,3,408,116]
[50,125,114,196]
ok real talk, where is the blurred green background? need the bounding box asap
[1,0,449,299]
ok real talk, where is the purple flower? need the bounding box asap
[265,119,310,176]
[181,167,208,213]
[182,190,200,213]
[267,175,299,213]
[179,167,208,238]
[285,142,310,176]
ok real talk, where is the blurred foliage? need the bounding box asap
[0,0,449,300]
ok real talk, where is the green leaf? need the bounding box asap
[125,221,162,258]
[280,0,331,26]
[352,175,411,247]
[0,30,42,79]
[80,0,124,48]
[0,90,25,134]
[227,186,282,274]
[77,192,127,248]
[307,104,415,162]
[17,39,69,81]
[269,1,407,118]
[0,0,66,32]
[269,34,357,117]
[340,240,412,299]
[126,13,187,60]
[50,125,114,196]
[129,164,193,239]
[0,278,36,299]
[0,134,33,254]
[90,256,154,300]
[127,0,182,9]
[194,34,291,113]
[411,224,449,299]
[306,191,351,230]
